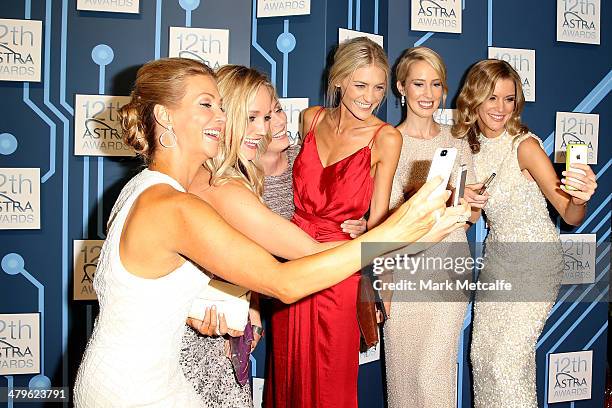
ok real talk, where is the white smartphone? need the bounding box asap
[565,143,588,191]
[452,164,468,206]
[426,147,457,199]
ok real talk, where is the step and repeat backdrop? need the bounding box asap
[0,0,609,407]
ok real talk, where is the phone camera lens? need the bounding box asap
[441,149,447,157]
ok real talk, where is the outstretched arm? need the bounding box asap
[517,137,597,226]
[201,181,336,259]
[175,177,466,303]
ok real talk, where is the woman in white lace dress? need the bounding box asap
[452,59,598,408]
[73,57,466,407]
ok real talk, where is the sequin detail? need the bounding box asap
[471,132,563,408]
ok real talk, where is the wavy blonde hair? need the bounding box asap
[395,46,448,109]
[452,59,529,153]
[204,65,273,198]
[326,37,389,109]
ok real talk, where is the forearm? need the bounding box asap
[562,200,587,226]
[273,226,415,303]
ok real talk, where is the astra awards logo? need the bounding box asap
[0,19,42,82]
[73,240,104,300]
[279,97,309,145]
[168,27,229,70]
[0,313,40,375]
[411,0,462,34]
[76,0,140,14]
[560,234,596,285]
[257,0,311,18]
[554,112,599,164]
[433,108,457,126]
[557,0,600,45]
[338,28,384,48]
[548,350,593,403]
[0,168,40,230]
[74,94,134,156]
[488,47,535,102]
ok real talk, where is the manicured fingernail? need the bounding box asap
[561,178,566,183]
[211,305,216,311]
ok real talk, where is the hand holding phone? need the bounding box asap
[564,143,587,191]
[426,147,457,200]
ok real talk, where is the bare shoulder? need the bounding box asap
[302,106,325,129]
[373,124,402,150]
[207,179,256,203]
[516,133,549,171]
[517,133,544,157]
[132,184,200,226]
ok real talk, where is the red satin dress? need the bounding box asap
[264,108,387,408]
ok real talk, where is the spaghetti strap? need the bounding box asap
[306,107,326,136]
[368,123,389,148]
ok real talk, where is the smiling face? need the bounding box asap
[240,85,273,161]
[166,74,226,161]
[339,64,387,120]
[399,60,444,118]
[476,77,516,138]
[267,98,289,153]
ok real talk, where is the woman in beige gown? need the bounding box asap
[383,47,487,408]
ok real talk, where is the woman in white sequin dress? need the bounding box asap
[384,47,486,408]
[452,59,598,408]
[73,58,464,407]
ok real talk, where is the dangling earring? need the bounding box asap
[401,94,406,107]
[159,124,177,148]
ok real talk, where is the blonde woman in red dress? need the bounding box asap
[266,37,403,408]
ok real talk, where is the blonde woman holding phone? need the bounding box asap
[452,59,597,408]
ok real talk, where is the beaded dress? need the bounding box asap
[470,132,563,408]
[384,125,475,408]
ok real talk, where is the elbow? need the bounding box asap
[561,213,585,227]
[274,281,302,304]
[563,218,582,227]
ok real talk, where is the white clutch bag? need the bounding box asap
[188,279,251,332]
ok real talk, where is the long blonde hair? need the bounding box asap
[395,46,448,109]
[326,37,389,109]
[452,59,529,153]
[204,65,273,198]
